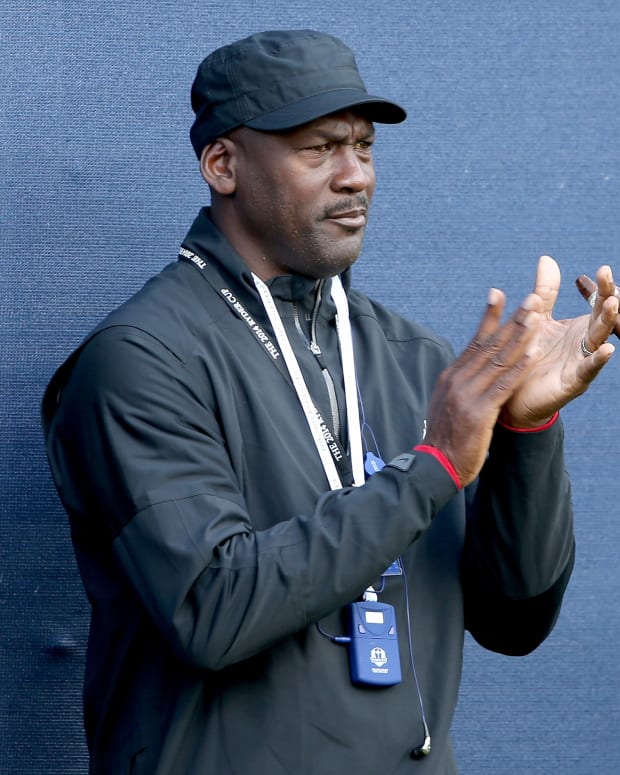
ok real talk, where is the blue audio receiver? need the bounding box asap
[347,600,402,686]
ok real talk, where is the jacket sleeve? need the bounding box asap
[44,326,459,671]
[462,419,575,655]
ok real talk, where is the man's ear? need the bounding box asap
[199,137,236,195]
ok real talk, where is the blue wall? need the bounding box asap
[2,2,619,772]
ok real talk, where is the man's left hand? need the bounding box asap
[576,272,620,339]
[499,256,618,428]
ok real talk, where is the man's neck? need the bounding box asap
[209,203,288,282]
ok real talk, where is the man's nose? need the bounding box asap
[331,146,374,193]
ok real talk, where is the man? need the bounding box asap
[42,30,618,774]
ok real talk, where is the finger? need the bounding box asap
[532,255,560,317]
[583,295,620,352]
[454,292,542,392]
[595,265,620,339]
[473,288,506,341]
[451,287,505,369]
[461,290,540,366]
[477,294,542,393]
[575,274,596,304]
[595,264,617,300]
[576,268,620,339]
[576,267,616,311]
[576,340,616,388]
[478,287,505,340]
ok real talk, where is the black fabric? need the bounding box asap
[42,208,575,774]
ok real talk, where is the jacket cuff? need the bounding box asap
[413,444,462,490]
[497,410,559,434]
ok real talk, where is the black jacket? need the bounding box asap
[42,208,574,774]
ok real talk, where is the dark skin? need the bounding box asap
[199,110,618,486]
[200,111,376,280]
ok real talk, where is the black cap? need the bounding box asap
[189,29,407,158]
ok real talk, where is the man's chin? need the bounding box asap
[309,250,361,279]
[282,228,365,278]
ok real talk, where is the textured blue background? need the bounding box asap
[2,2,619,773]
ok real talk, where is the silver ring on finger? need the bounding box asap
[580,336,595,357]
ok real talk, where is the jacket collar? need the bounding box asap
[181,207,353,304]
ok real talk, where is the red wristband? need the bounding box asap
[497,411,559,433]
[413,444,462,490]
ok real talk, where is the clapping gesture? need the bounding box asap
[423,256,618,487]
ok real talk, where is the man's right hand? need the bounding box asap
[422,288,543,487]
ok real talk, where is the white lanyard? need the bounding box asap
[252,273,365,490]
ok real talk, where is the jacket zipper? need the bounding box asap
[292,281,341,441]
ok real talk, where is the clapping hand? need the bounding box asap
[423,256,617,487]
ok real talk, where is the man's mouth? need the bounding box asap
[325,208,368,229]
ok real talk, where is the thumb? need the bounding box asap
[533,255,560,317]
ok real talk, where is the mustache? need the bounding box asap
[322,196,369,219]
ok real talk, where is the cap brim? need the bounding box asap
[244,88,406,132]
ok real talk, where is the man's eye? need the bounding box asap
[355,140,373,152]
[309,143,331,152]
